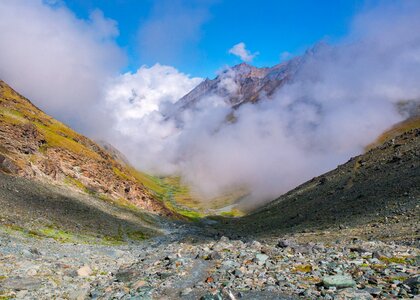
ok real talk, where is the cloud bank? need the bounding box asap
[229,42,258,62]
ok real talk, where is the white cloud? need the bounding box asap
[229,42,258,62]
[0,0,124,134]
[103,64,202,173]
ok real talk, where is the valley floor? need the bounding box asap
[0,219,418,300]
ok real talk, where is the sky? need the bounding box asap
[64,0,366,77]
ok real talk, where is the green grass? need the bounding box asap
[220,209,245,218]
[379,256,412,265]
[128,168,167,195]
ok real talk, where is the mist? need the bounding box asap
[105,1,420,207]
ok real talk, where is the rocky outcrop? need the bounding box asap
[0,80,173,216]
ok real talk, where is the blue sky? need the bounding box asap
[64,0,365,77]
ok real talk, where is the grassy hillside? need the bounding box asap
[0,80,175,218]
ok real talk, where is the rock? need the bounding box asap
[220,236,229,243]
[69,284,90,300]
[403,275,419,292]
[0,155,20,174]
[322,275,356,288]
[364,287,382,296]
[29,248,42,256]
[200,291,223,300]
[132,280,147,290]
[181,287,193,296]
[255,253,269,264]
[208,251,222,260]
[233,269,243,278]
[349,247,369,254]
[277,239,291,248]
[338,288,373,299]
[1,277,43,291]
[250,241,262,250]
[77,265,92,277]
[26,268,37,276]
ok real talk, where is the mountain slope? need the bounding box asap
[0,80,172,216]
[171,58,300,116]
[170,45,329,118]
[219,126,420,241]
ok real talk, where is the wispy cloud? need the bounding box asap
[229,42,258,62]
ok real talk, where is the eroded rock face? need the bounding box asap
[0,154,20,174]
[0,80,172,216]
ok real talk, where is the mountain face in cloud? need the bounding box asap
[104,2,420,206]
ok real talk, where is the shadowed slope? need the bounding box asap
[219,128,420,241]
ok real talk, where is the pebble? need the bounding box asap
[0,224,418,299]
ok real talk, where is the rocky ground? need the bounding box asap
[0,221,418,300]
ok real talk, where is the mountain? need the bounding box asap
[218,123,420,242]
[171,59,300,116]
[0,80,419,299]
[169,44,329,119]
[0,80,173,217]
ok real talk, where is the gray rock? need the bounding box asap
[181,287,193,295]
[277,239,291,248]
[338,288,373,300]
[0,277,43,291]
[403,275,419,291]
[255,253,269,264]
[322,275,356,288]
[69,284,90,300]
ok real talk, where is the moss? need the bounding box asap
[113,167,131,181]
[126,230,148,241]
[388,276,409,283]
[0,276,6,281]
[379,256,409,264]
[64,176,87,192]
[220,209,245,218]
[128,167,167,195]
[292,265,313,273]
[371,264,386,270]
[35,123,101,160]
[164,200,204,221]
[102,235,124,246]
